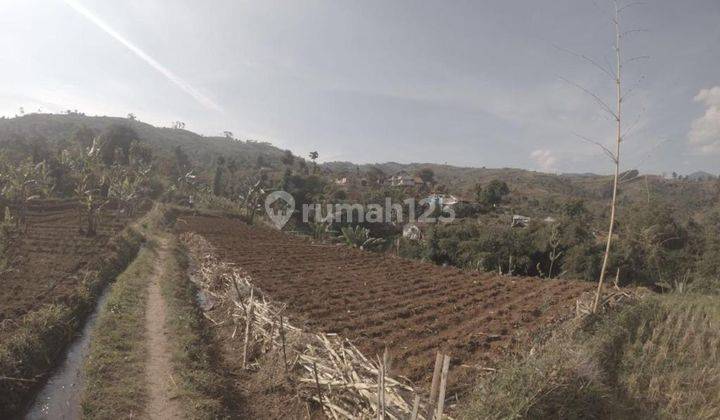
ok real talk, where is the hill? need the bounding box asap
[687,171,717,181]
[0,113,288,168]
[1,113,717,219]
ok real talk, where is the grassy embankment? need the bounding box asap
[81,216,227,418]
[159,238,227,418]
[460,293,720,419]
[0,222,143,417]
[81,240,155,418]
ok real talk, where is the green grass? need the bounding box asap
[159,237,228,419]
[81,241,155,419]
[460,294,720,419]
[0,227,143,418]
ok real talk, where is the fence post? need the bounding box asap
[242,289,254,369]
[435,354,451,419]
[313,362,323,409]
[280,313,288,377]
[426,352,443,419]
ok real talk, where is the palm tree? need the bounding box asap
[309,151,319,173]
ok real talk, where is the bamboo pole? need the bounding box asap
[593,0,623,314]
[436,355,451,420]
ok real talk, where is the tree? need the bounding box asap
[562,199,587,218]
[71,126,95,151]
[366,166,386,185]
[223,131,234,140]
[473,183,483,202]
[127,113,136,120]
[129,141,153,166]
[213,157,226,196]
[95,124,140,165]
[172,121,186,130]
[560,1,646,312]
[173,146,191,177]
[417,168,435,184]
[481,180,510,206]
[309,151,319,173]
[281,150,295,167]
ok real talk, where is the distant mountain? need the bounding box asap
[686,171,717,181]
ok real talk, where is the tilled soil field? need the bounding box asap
[0,200,130,324]
[176,214,593,396]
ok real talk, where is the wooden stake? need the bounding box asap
[313,362,323,408]
[377,363,383,420]
[426,352,443,419]
[280,313,288,376]
[436,355,451,420]
[242,289,254,369]
[377,349,388,419]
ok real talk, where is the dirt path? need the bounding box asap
[144,240,184,419]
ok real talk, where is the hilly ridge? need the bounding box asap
[1,113,717,218]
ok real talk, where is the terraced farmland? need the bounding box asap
[0,199,130,326]
[175,214,593,396]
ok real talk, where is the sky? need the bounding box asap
[1,0,719,175]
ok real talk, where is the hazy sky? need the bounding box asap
[1,0,719,174]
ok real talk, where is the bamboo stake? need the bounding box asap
[313,362,323,409]
[242,288,254,369]
[426,352,443,419]
[280,313,289,377]
[377,362,384,420]
[436,355,451,420]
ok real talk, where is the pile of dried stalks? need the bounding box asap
[575,286,646,317]
[181,232,435,419]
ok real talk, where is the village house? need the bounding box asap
[389,171,416,187]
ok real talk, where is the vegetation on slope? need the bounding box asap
[461,292,720,419]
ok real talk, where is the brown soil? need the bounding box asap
[175,215,594,399]
[0,200,130,326]
[144,239,184,419]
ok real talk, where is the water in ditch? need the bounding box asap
[24,287,113,420]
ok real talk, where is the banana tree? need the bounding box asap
[74,173,104,236]
[109,166,149,218]
[1,163,38,231]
